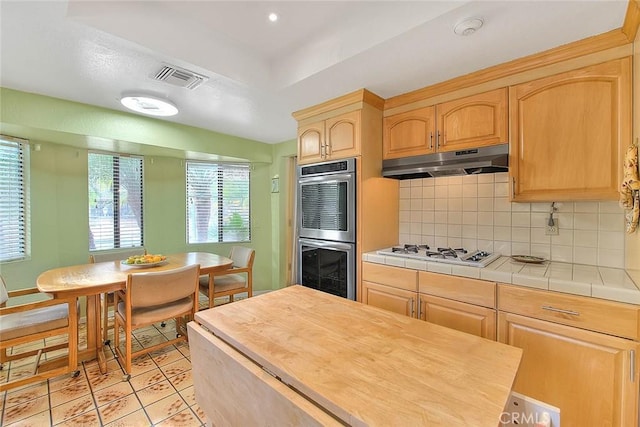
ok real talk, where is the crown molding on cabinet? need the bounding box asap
[385,29,631,111]
[292,89,384,123]
[622,0,640,41]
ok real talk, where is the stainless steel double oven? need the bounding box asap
[296,158,356,300]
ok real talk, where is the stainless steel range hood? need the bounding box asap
[382,143,509,180]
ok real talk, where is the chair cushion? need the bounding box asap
[118,297,193,327]
[230,246,254,268]
[0,278,8,305]
[214,274,248,292]
[0,303,69,341]
[199,274,248,293]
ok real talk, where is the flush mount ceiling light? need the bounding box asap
[454,17,484,36]
[268,12,278,22]
[120,94,178,117]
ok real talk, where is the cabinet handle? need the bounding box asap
[511,177,516,199]
[410,298,415,317]
[325,143,331,157]
[429,132,433,150]
[436,131,441,149]
[541,305,580,316]
[631,349,636,382]
[321,144,327,159]
[417,297,422,319]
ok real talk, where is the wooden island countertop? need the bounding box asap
[189,285,522,426]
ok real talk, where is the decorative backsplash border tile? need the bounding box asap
[398,172,626,268]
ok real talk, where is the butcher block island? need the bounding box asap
[188,285,522,426]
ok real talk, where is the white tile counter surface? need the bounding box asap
[363,252,640,305]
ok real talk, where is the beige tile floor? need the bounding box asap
[0,295,225,427]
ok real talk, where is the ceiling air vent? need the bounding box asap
[152,64,208,90]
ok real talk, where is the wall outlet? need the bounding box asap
[545,219,559,235]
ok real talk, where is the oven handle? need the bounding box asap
[299,238,354,251]
[299,173,354,184]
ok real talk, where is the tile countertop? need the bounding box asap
[363,252,640,306]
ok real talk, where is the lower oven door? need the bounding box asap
[297,238,355,300]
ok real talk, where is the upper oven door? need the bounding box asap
[298,167,356,243]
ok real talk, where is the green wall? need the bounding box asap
[0,88,297,293]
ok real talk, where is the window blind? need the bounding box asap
[88,152,144,251]
[186,161,250,243]
[0,136,28,262]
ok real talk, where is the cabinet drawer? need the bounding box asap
[419,271,496,308]
[362,262,418,291]
[498,284,640,340]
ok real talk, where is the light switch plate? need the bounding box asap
[545,219,559,235]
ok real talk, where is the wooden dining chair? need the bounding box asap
[113,264,200,379]
[89,247,146,345]
[199,246,255,308]
[0,275,79,392]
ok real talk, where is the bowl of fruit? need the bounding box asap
[121,254,167,268]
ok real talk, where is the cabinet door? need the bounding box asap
[510,57,631,201]
[325,110,360,160]
[436,88,508,152]
[419,294,496,340]
[362,281,417,318]
[297,121,325,164]
[383,106,435,159]
[498,311,639,427]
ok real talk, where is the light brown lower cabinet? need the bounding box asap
[361,263,497,339]
[419,294,496,340]
[361,281,417,317]
[498,311,639,426]
[362,263,640,424]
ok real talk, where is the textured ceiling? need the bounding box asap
[0,1,629,144]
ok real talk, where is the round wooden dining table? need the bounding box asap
[37,252,233,374]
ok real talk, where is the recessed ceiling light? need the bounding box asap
[268,12,278,22]
[454,17,484,36]
[120,94,178,117]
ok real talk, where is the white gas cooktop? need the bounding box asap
[376,245,501,268]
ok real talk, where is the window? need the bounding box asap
[186,161,250,243]
[88,152,143,251]
[0,135,29,262]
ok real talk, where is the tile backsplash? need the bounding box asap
[399,172,626,268]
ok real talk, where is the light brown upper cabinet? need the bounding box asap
[297,121,325,164]
[297,110,361,164]
[509,57,631,201]
[382,106,435,159]
[295,89,386,165]
[383,88,508,160]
